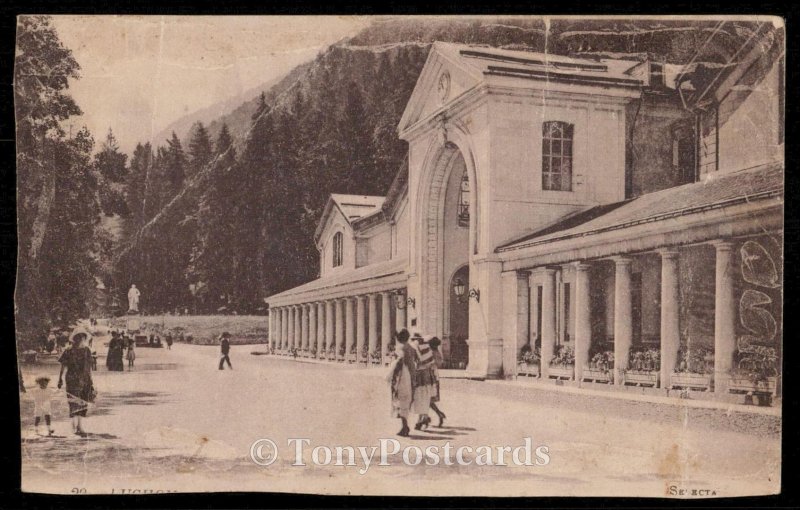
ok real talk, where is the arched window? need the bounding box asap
[457,171,470,227]
[542,121,574,191]
[332,232,343,268]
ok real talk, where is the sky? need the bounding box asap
[50,16,371,154]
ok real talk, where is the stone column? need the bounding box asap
[713,241,736,394]
[356,295,366,363]
[301,304,309,351]
[295,305,303,351]
[528,275,539,344]
[395,293,407,333]
[345,297,355,358]
[540,268,557,380]
[613,257,633,385]
[574,262,592,383]
[309,303,317,355]
[335,299,344,357]
[268,310,274,350]
[381,291,392,359]
[660,250,680,389]
[287,306,296,350]
[281,306,289,351]
[316,302,325,357]
[325,300,334,357]
[368,294,379,357]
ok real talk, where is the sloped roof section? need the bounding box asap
[497,162,784,252]
[331,194,385,222]
[266,258,407,306]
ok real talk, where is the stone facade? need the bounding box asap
[267,39,783,400]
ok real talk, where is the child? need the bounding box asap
[126,342,136,370]
[31,376,58,436]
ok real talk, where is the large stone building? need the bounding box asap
[267,29,783,400]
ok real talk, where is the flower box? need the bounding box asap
[582,367,611,383]
[548,364,574,380]
[670,372,712,391]
[517,362,540,377]
[623,370,658,387]
[728,375,777,396]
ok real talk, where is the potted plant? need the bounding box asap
[584,350,614,383]
[548,345,575,380]
[623,347,660,387]
[516,343,540,377]
[347,344,357,363]
[337,345,346,362]
[370,349,382,365]
[670,345,713,391]
[729,345,778,399]
[328,344,337,360]
[360,345,369,363]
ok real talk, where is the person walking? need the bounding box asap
[218,332,233,370]
[106,331,124,371]
[410,333,436,430]
[126,342,136,370]
[165,333,173,350]
[428,337,447,427]
[58,331,95,437]
[387,329,415,437]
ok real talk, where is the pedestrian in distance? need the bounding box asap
[428,337,447,427]
[165,333,173,350]
[126,342,136,370]
[218,332,233,370]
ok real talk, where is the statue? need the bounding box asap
[127,284,141,313]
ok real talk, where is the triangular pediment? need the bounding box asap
[398,42,484,137]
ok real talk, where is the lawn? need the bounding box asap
[109,315,268,345]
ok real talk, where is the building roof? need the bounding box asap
[433,42,645,88]
[266,257,408,306]
[314,194,386,244]
[497,162,784,253]
[330,194,385,222]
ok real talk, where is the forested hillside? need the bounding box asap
[105,18,773,315]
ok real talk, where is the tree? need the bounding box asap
[15,16,99,345]
[164,131,187,193]
[95,128,128,182]
[188,122,213,177]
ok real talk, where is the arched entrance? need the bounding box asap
[417,137,476,369]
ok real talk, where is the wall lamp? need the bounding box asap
[453,278,480,303]
[394,289,415,310]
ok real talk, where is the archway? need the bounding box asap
[417,138,476,367]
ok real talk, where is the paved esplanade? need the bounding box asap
[21,343,780,496]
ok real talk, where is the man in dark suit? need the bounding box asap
[218,332,233,370]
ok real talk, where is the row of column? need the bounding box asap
[530,240,735,393]
[268,291,407,362]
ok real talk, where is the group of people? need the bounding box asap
[106,331,136,371]
[388,329,447,437]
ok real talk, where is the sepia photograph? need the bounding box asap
[14,14,783,498]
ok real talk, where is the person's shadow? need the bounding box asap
[405,433,454,440]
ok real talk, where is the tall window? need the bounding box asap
[457,171,470,227]
[698,106,718,177]
[332,232,343,268]
[542,121,574,191]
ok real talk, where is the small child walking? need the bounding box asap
[31,376,58,436]
[126,342,136,370]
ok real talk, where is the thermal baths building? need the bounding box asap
[266,37,783,400]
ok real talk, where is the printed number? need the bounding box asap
[72,487,87,494]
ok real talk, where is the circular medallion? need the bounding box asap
[437,71,451,104]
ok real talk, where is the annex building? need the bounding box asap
[266,31,783,401]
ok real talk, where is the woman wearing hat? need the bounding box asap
[57,330,95,436]
[388,329,416,436]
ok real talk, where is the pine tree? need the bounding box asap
[164,131,187,193]
[188,122,213,177]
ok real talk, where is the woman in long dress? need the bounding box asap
[429,337,447,427]
[106,332,124,371]
[410,333,436,430]
[389,329,415,437]
[58,331,95,436]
